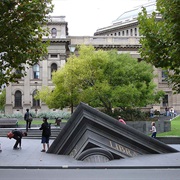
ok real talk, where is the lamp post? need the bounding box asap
[68,45,76,114]
[68,45,76,54]
[35,82,38,115]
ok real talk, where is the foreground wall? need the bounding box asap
[126,120,171,135]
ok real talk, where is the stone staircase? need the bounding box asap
[0,126,62,139]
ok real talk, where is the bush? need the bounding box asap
[1,110,71,120]
[0,113,5,118]
[37,111,71,119]
[113,108,149,121]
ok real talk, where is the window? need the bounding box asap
[32,90,40,107]
[51,63,57,79]
[126,30,129,36]
[51,28,57,38]
[134,28,137,36]
[15,90,22,107]
[33,64,40,79]
[122,31,124,36]
[162,94,168,107]
[162,70,168,81]
[130,29,133,36]
[15,69,22,79]
[50,54,58,58]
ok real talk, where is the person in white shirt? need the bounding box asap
[150,122,156,138]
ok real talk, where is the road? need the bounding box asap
[1,168,180,180]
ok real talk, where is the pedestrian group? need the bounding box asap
[7,111,51,152]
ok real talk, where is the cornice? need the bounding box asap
[47,22,68,26]
[94,21,138,35]
[42,38,71,43]
[94,44,141,50]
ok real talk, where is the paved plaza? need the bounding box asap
[0,137,180,168]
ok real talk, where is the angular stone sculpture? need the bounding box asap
[47,102,178,162]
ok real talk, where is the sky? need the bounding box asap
[51,0,150,36]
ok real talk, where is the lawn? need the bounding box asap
[17,119,67,126]
[157,115,180,137]
[17,116,180,137]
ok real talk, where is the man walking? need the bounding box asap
[24,109,33,131]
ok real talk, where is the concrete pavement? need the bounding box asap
[0,136,180,169]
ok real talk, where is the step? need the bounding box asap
[0,127,62,138]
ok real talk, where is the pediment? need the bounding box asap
[48,102,178,162]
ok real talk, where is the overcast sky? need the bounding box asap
[51,0,150,36]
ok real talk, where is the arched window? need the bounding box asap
[126,30,129,36]
[33,64,40,79]
[51,63,57,79]
[130,29,133,36]
[32,90,40,107]
[51,28,57,38]
[162,70,168,81]
[162,94,168,107]
[14,90,22,107]
[134,28,137,36]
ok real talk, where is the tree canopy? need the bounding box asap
[138,0,180,92]
[0,0,53,86]
[37,45,164,114]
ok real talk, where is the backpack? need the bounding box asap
[27,113,33,122]
[7,131,14,139]
[46,123,51,137]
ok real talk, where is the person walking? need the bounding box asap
[150,122,156,138]
[7,130,27,150]
[24,109,33,132]
[39,117,51,152]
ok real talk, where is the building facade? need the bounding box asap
[5,1,180,115]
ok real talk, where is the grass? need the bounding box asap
[157,116,180,137]
[17,119,67,126]
[17,116,180,137]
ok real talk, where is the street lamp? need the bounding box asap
[68,45,76,114]
[68,45,76,54]
[35,82,38,115]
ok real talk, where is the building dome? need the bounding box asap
[112,1,156,25]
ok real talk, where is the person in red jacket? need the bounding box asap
[7,130,27,150]
[118,116,126,125]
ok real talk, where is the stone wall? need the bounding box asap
[126,120,171,135]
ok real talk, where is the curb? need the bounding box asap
[1,165,180,169]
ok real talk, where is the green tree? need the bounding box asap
[38,45,164,115]
[138,0,180,92]
[0,0,53,86]
[0,89,6,112]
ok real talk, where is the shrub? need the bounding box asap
[37,111,71,119]
[113,108,149,121]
